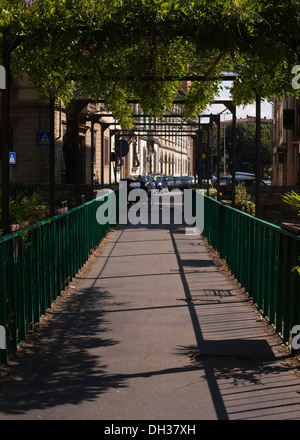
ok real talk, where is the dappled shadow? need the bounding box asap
[174,342,300,419]
[175,341,291,387]
[169,225,300,420]
[0,287,124,415]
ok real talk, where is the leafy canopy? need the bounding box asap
[1,0,300,127]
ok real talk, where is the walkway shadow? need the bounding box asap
[168,225,296,420]
[0,287,124,415]
[180,259,215,268]
[175,339,289,386]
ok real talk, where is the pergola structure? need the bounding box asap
[1,40,264,234]
[2,2,300,235]
[82,92,262,215]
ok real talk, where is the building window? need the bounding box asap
[104,137,109,165]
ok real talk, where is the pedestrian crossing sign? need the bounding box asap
[9,152,16,164]
[38,130,50,146]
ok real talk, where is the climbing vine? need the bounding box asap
[1,0,300,126]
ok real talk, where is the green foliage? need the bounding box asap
[204,186,218,200]
[1,0,300,127]
[224,121,272,173]
[292,258,300,277]
[235,184,255,216]
[282,190,300,276]
[0,191,48,229]
[282,191,300,217]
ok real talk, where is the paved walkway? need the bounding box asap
[1,200,300,420]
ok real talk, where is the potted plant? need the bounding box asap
[0,191,48,233]
[281,191,300,235]
[235,185,256,216]
[221,185,256,216]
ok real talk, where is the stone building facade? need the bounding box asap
[1,76,194,192]
[272,95,300,187]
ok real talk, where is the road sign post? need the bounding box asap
[9,152,16,164]
[38,130,50,146]
[115,139,129,158]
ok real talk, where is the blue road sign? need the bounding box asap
[9,152,16,164]
[38,130,50,146]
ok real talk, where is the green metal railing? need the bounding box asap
[0,190,119,364]
[1,189,299,363]
[202,195,300,348]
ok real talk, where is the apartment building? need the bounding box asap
[120,103,193,179]
[272,95,300,187]
[1,77,194,190]
[1,75,112,188]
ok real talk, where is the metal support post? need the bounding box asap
[49,97,55,216]
[256,95,261,218]
[231,106,236,208]
[90,117,95,199]
[100,122,109,188]
[1,34,10,235]
[216,115,221,200]
[206,122,211,196]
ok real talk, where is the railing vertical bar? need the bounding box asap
[25,232,33,332]
[268,229,277,327]
[276,234,285,338]
[7,239,17,355]
[0,243,7,364]
[265,228,274,323]
[283,238,292,343]
[17,238,26,343]
[31,228,37,325]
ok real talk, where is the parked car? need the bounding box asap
[181,176,193,189]
[198,174,217,185]
[152,173,168,191]
[173,176,183,190]
[121,175,153,195]
[262,175,271,186]
[147,175,156,191]
[166,176,175,190]
[213,174,268,188]
[235,172,255,177]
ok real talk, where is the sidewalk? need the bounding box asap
[0,204,300,420]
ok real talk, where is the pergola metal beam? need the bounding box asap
[73,74,236,83]
[122,75,236,81]
[91,113,214,119]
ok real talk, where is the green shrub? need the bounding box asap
[282,190,300,276]
[0,191,48,229]
[282,191,300,217]
[235,184,256,216]
[204,186,219,200]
